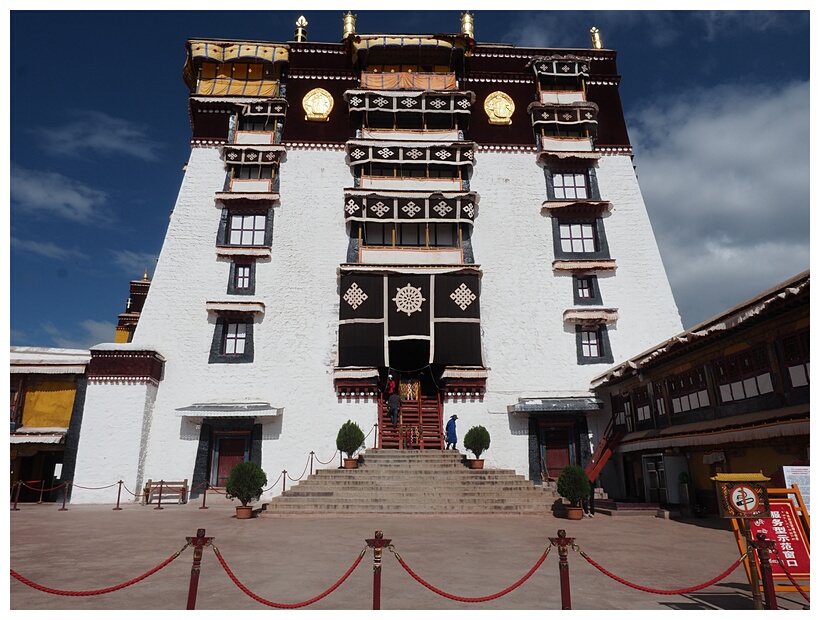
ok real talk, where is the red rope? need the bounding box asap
[772,550,810,602]
[313,450,339,465]
[72,482,119,491]
[393,547,549,602]
[580,551,746,595]
[286,456,310,482]
[121,482,140,497]
[10,544,189,596]
[213,545,366,608]
[21,481,64,493]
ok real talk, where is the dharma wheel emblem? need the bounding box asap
[484,91,515,125]
[392,283,426,317]
[303,88,334,122]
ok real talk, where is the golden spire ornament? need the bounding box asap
[590,26,603,49]
[294,16,308,42]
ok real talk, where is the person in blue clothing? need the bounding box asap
[445,414,458,450]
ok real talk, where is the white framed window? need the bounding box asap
[223,323,247,355]
[560,223,596,253]
[553,172,589,199]
[580,329,601,357]
[234,265,252,290]
[229,214,267,246]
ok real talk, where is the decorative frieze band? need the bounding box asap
[346,140,475,167]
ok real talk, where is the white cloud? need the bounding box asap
[111,250,158,278]
[11,164,108,223]
[33,110,163,161]
[43,319,116,349]
[629,81,810,327]
[10,237,89,261]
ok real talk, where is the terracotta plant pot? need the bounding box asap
[565,506,584,520]
[235,505,254,519]
[343,458,359,469]
[468,459,484,469]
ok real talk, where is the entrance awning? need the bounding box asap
[176,402,283,422]
[507,397,603,414]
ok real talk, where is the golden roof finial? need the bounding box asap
[343,11,356,38]
[143,268,150,281]
[461,11,475,39]
[590,26,603,50]
[294,15,308,42]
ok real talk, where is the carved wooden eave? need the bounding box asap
[542,200,612,218]
[552,259,617,273]
[563,308,619,325]
[334,366,380,399]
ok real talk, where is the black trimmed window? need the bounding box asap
[653,381,667,418]
[714,345,774,403]
[667,368,710,414]
[552,219,610,259]
[209,316,255,364]
[575,325,613,365]
[633,386,652,424]
[360,222,459,248]
[573,275,601,305]
[227,261,256,295]
[781,330,809,389]
[612,393,633,432]
[217,208,273,248]
[546,167,600,201]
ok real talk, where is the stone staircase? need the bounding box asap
[260,449,560,515]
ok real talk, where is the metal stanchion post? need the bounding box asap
[282,471,287,494]
[58,481,69,511]
[38,480,45,504]
[366,530,392,610]
[549,529,575,610]
[310,451,315,476]
[11,481,21,511]
[155,480,164,510]
[114,480,124,511]
[373,423,378,449]
[200,481,209,510]
[752,532,779,610]
[185,528,214,610]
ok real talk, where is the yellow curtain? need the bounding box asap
[22,380,77,428]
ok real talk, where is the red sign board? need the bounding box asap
[747,498,810,580]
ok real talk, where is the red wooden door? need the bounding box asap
[543,430,571,479]
[214,437,247,487]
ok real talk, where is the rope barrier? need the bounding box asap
[389,544,550,602]
[71,481,120,491]
[262,471,284,493]
[121,482,140,497]
[578,548,748,595]
[313,450,339,465]
[21,481,65,493]
[10,543,191,596]
[771,549,810,602]
[286,456,311,482]
[212,544,367,608]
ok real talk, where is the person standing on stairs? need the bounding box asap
[445,414,458,450]
[387,391,401,429]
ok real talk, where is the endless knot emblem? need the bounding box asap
[450,283,476,311]
[581,64,589,72]
[433,201,453,217]
[435,149,452,160]
[274,105,283,112]
[456,99,470,109]
[429,99,446,109]
[463,150,474,160]
[406,149,423,159]
[373,97,389,107]
[349,96,362,106]
[343,283,368,310]
[255,105,264,111]
[462,203,475,218]
[562,113,573,121]
[227,152,238,160]
[377,147,394,158]
[401,98,418,107]
[351,149,365,159]
[345,199,360,215]
[539,64,548,72]
[371,202,390,217]
[392,283,426,317]
[246,152,257,161]
[541,111,550,119]
[402,202,421,217]
[265,152,275,161]
[585,112,593,119]
[561,64,571,72]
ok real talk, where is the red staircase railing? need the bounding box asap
[586,415,624,482]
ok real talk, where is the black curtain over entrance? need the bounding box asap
[338,270,483,368]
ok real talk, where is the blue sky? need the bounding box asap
[7,7,811,349]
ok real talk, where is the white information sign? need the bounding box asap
[782,465,810,515]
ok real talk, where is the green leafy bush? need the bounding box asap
[463,425,491,459]
[225,461,268,506]
[336,420,365,459]
[556,464,591,507]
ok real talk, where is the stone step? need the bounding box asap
[282,488,548,498]
[262,503,551,514]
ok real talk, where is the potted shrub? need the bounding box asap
[463,425,491,469]
[336,420,365,468]
[225,461,267,519]
[556,464,590,520]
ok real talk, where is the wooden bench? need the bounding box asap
[141,479,188,505]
